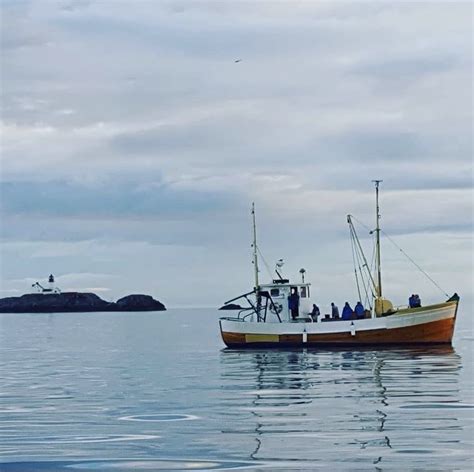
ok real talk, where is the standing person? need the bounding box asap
[409,294,415,308]
[355,301,365,319]
[288,288,300,320]
[331,302,340,319]
[342,302,353,320]
[310,304,320,321]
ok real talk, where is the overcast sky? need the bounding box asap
[1,0,472,310]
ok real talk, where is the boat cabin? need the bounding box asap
[259,281,313,322]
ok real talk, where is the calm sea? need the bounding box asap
[0,308,473,471]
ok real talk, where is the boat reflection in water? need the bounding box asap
[219,346,467,470]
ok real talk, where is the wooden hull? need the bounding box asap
[219,300,459,348]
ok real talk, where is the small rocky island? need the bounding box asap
[0,292,166,313]
[219,303,243,310]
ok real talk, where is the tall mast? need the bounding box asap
[372,180,383,297]
[251,203,259,290]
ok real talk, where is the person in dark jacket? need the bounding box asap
[310,304,320,321]
[413,294,421,307]
[354,301,365,319]
[342,302,353,320]
[331,302,340,319]
[288,289,300,320]
[409,294,421,308]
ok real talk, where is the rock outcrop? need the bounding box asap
[115,294,165,311]
[0,292,166,313]
[219,303,243,310]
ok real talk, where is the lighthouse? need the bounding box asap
[48,274,61,293]
[31,275,61,294]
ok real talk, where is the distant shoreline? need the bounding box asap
[0,292,166,313]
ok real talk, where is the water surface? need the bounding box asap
[0,308,473,471]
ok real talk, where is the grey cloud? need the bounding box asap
[54,6,343,62]
[319,167,473,193]
[320,130,423,162]
[1,1,472,304]
[1,7,48,51]
[110,115,261,155]
[0,180,236,218]
[59,0,92,13]
[350,54,460,81]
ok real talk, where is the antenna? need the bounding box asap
[299,268,306,283]
[372,180,383,297]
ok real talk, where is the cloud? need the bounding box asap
[0,0,472,305]
[0,180,234,218]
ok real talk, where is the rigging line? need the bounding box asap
[351,226,370,304]
[352,216,377,303]
[256,246,274,280]
[351,214,448,299]
[350,214,373,234]
[369,229,376,271]
[356,238,373,307]
[350,214,377,293]
[354,236,374,307]
[380,229,450,298]
[369,232,377,287]
[352,225,372,307]
[367,242,376,307]
[351,214,378,300]
[350,225,363,302]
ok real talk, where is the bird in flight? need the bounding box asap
[234,59,242,63]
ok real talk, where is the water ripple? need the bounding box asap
[0,310,472,471]
[119,414,198,422]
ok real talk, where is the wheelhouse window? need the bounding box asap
[270,288,280,297]
[301,286,307,298]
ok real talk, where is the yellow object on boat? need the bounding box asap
[375,297,394,316]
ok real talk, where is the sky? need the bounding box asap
[0,0,472,310]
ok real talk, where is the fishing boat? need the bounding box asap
[219,181,460,348]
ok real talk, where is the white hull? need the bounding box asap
[220,300,458,347]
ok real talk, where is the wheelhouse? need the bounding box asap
[259,281,312,322]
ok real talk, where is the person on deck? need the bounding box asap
[331,302,340,319]
[310,304,320,321]
[413,294,421,307]
[354,301,365,319]
[409,294,421,308]
[342,302,353,320]
[288,289,300,320]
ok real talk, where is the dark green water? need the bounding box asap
[0,308,473,471]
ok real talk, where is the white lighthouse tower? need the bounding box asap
[32,274,61,294]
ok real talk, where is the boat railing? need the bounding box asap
[221,289,283,323]
[219,308,256,323]
[239,308,256,321]
[395,304,409,310]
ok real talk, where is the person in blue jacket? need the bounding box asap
[354,301,365,319]
[342,302,353,320]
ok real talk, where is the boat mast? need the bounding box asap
[251,203,259,290]
[372,180,383,298]
[251,203,262,320]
